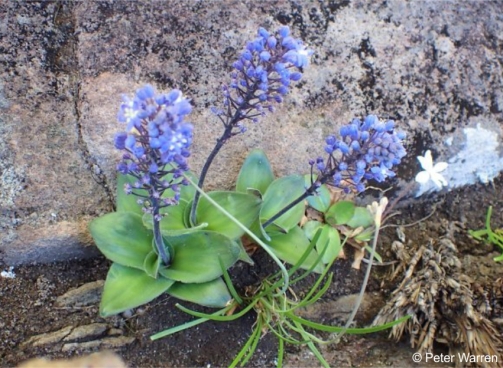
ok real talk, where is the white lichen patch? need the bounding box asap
[416,123,503,196]
[1,266,16,279]
[447,123,503,185]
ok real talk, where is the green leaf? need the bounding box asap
[236,149,275,195]
[303,220,323,240]
[159,231,240,283]
[100,263,174,317]
[364,245,383,263]
[167,278,231,308]
[143,200,188,231]
[116,174,144,215]
[184,199,195,227]
[260,175,306,232]
[143,250,161,278]
[161,199,190,230]
[248,217,271,242]
[325,201,355,226]
[195,191,261,239]
[267,226,324,273]
[315,225,341,264]
[304,175,331,213]
[355,228,374,242]
[142,200,208,236]
[89,212,152,270]
[347,207,374,228]
[235,238,254,265]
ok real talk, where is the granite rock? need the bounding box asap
[1,0,502,264]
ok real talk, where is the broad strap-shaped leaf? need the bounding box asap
[260,175,306,233]
[100,263,174,317]
[116,174,144,215]
[303,220,323,241]
[247,217,272,242]
[315,225,342,264]
[195,191,261,239]
[89,212,152,270]
[236,149,275,195]
[143,250,162,278]
[167,278,231,308]
[325,200,355,226]
[142,200,208,236]
[158,231,240,283]
[235,238,254,265]
[162,199,189,230]
[304,175,331,214]
[267,226,324,273]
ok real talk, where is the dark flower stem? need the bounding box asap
[151,197,170,265]
[189,86,258,225]
[262,179,324,229]
[189,125,233,225]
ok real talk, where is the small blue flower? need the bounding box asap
[114,132,127,150]
[258,27,269,38]
[370,163,396,182]
[326,135,336,146]
[117,162,128,174]
[283,48,313,68]
[278,26,290,38]
[125,135,136,151]
[136,85,155,101]
[259,51,271,61]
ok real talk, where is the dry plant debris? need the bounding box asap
[373,238,503,367]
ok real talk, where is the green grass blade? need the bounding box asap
[293,321,330,368]
[277,337,284,368]
[265,321,305,345]
[288,313,411,334]
[284,229,328,285]
[229,322,262,368]
[239,318,263,367]
[150,305,231,340]
[220,258,243,304]
[288,273,333,312]
[284,318,325,344]
[176,301,257,321]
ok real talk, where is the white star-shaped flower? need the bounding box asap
[415,150,448,188]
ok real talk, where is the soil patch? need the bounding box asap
[1,175,503,367]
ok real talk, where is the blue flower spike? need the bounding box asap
[115,84,194,265]
[313,115,406,193]
[192,26,314,223]
[223,25,314,131]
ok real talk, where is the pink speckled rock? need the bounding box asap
[1,0,502,264]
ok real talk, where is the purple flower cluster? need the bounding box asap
[313,115,406,193]
[218,26,314,133]
[114,85,193,218]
